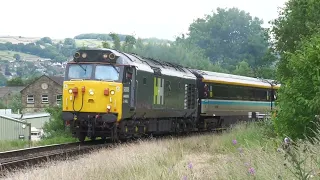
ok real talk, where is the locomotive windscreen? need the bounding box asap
[67,64,120,81]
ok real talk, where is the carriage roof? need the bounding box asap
[192,69,280,89]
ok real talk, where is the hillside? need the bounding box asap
[0,34,173,81]
[0,50,42,61]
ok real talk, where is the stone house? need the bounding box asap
[0,86,25,107]
[20,75,64,113]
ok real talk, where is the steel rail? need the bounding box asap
[0,140,108,177]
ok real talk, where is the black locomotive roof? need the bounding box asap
[73,48,197,80]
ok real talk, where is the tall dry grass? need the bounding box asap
[3,121,320,180]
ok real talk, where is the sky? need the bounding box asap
[0,0,287,40]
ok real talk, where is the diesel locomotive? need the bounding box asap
[61,48,280,142]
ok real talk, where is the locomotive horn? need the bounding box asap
[74,52,81,59]
[109,53,115,60]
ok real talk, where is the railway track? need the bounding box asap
[0,140,110,177]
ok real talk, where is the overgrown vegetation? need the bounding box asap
[42,104,72,139]
[0,136,77,152]
[4,121,320,179]
[270,0,320,140]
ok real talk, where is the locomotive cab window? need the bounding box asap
[124,66,135,83]
[67,64,93,79]
[95,65,120,81]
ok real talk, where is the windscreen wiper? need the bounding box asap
[76,63,87,73]
[110,64,119,73]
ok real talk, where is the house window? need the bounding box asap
[27,95,34,104]
[56,94,62,105]
[42,95,49,104]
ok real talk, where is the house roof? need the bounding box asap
[0,86,25,98]
[48,76,64,86]
[20,74,64,92]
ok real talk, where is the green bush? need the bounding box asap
[43,105,71,138]
[273,33,320,140]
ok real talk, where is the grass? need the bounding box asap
[4,121,320,179]
[0,135,77,152]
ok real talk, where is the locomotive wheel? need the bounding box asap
[78,132,86,143]
[111,125,120,143]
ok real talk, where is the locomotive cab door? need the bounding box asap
[124,66,137,111]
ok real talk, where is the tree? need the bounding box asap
[7,93,22,113]
[102,41,110,48]
[109,33,121,50]
[273,33,320,140]
[13,54,21,61]
[122,35,136,53]
[40,37,53,44]
[232,61,254,77]
[269,0,320,140]
[186,7,272,73]
[270,0,320,81]
[0,73,7,86]
[43,105,70,138]
[6,77,24,86]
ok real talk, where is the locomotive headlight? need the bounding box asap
[110,90,115,95]
[103,54,108,59]
[82,53,87,58]
[68,89,73,94]
[107,105,111,110]
[89,90,94,95]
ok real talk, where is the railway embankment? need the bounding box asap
[2,121,318,180]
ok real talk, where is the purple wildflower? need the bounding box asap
[232,139,237,145]
[248,167,255,175]
[188,162,193,169]
[182,175,187,180]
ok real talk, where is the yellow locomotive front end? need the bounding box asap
[62,49,125,142]
[62,80,123,120]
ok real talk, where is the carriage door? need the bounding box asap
[125,66,137,111]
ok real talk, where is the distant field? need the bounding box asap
[74,39,110,48]
[0,36,40,44]
[0,50,41,61]
[0,36,167,50]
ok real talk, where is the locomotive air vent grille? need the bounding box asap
[184,84,196,109]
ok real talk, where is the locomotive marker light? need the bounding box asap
[72,87,78,97]
[104,88,110,96]
[81,53,87,58]
[89,89,94,95]
[109,53,116,60]
[110,90,115,95]
[74,52,80,59]
[103,54,108,59]
[107,105,111,113]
